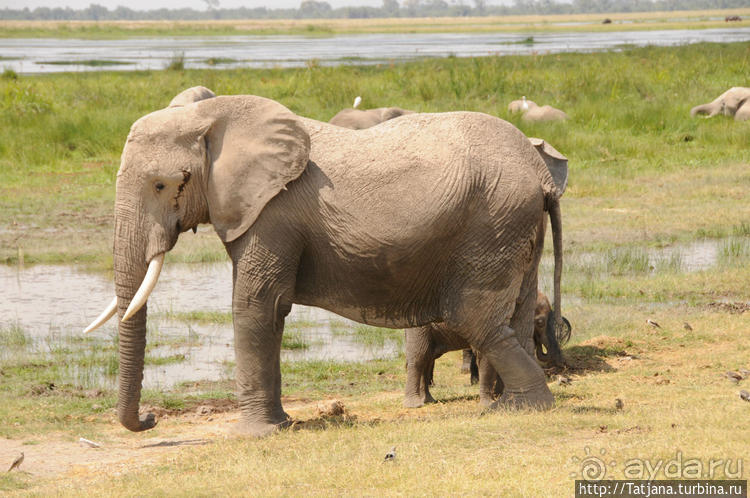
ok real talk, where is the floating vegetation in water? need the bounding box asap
[36,59,133,66]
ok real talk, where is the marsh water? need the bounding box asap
[0,262,401,389]
[3,27,750,74]
[1,236,740,389]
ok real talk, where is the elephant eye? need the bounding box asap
[155,182,165,193]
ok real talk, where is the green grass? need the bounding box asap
[159,310,233,324]
[0,323,30,347]
[1,41,749,266]
[352,325,404,348]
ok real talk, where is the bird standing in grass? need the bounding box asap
[615,398,624,411]
[646,319,661,329]
[353,96,362,109]
[383,446,396,462]
[739,390,750,402]
[683,322,693,331]
[726,371,743,383]
[521,96,529,111]
[7,452,23,472]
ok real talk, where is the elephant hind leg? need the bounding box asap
[479,325,553,410]
[443,293,553,411]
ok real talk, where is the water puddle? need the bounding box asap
[648,239,721,272]
[0,262,401,389]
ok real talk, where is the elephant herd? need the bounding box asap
[83,81,734,437]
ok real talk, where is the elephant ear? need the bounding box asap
[169,86,216,107]
[529,137,568,195]
[199,95,310,242]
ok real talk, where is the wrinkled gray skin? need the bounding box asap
[111,88,566,437]
[690,87,750,121]
[522,105,568,122]
[405,282,571,407]
[329,106,415,129]
[420,290,569,393]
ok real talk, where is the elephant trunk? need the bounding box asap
[112,201,160,432]
[690,103,714,117]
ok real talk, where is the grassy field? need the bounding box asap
[0,9,749,38]
[0,40,749,494]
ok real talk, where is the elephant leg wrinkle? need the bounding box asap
[231,300,291,437]
[478,326,554,411]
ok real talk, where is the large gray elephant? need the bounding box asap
[690,87,750,121]
[406,290,572,408]
[329,106,414,129]
[85,89,566,437]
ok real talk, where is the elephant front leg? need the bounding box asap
[231,298,291,437]
[477,325,553,411]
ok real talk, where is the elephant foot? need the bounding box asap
[404,396,425,408]
[478,396,493,408]
[488,387,554,411]
[230,416,293,438]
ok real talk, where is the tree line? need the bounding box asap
[1,0,747,21]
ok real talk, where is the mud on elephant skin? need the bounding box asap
[85,87,566,437]
[690,87,750,121]
[406,290,572,408]
[328,106,415,129]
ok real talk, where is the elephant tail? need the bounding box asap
[548,196,564,344]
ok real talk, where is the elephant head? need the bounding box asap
[532,291,570,368]
[86,91,310,431]
[168,85,216,107]
[328,106,414,129]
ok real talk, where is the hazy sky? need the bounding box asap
[3,0,388,10]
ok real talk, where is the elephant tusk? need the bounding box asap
[83,297,118,334]
[122,253,164,323]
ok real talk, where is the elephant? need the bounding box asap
[508,97,538,114]
[406,286,572,408]
[328,106,415,129]
[84,88,566,437]
[168,85,216,107]
[690,87,750,121]
[522,105,568,123]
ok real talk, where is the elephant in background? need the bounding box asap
[329,106,415,129]
[169,85,216,107]
[522,105,569,123]
[690,87,750,121]
[508,97,538,114]
[85,87,566,437]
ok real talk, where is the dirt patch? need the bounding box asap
[705,301,749,314]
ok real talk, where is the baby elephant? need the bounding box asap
[404,291,571,408]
